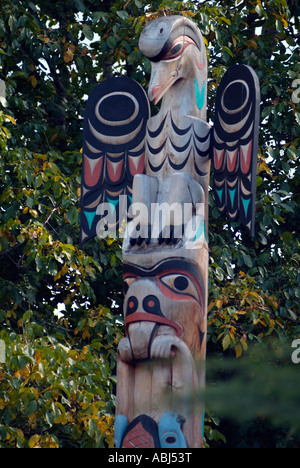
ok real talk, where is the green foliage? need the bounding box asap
[204,342,300,447]
[0,0,299,448]
[0,314,118,448]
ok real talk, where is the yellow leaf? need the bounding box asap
[50,133,58,142]
[30,76,38,88]
[37,153,47,161]
[247,39,258,50]
[82,327,91,340]
[28,412,37,427]
[235,343,243,358]
[54,272,61,281]
[241,339,248,351]
[34,351,41,364]
[5,114,16,125]
[64,48,74,63]
[222,333,231,350]
[28,434,41,448]
[29,209,38,218]
[250,291,260,299]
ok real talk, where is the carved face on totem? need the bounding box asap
[120,255,207,363]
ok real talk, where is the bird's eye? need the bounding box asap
[170,43,183,56]
[163,41,184,60]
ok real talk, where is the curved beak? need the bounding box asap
[148,61,179,105]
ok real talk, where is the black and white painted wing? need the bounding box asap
[211,65,260,236]
[80,77,150,247]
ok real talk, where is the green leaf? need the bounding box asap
[82,24,94,41]
[65,206,79,225]
[116,11,129,21]
[24,400,38,416]
[107,36,117,49]
[223,46,234,58]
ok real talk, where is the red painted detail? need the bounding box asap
[162,36,196,61]
[196,59,205,70]
[84,155,103,187]
[125,312,182,338]
[107,158,124,183]
[214,148,225,171]
[128,152,145,176]
[226,148,239,173]
[157,269,204,314]
[122,421,155,448]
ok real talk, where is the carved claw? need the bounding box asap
[129,224,152,247]
[158,225,184,245]
[150,335,179,360]
[118,337,133,363]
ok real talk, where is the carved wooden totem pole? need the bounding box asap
[80,16,260,448]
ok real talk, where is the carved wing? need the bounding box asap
[80,77,150,246]
[211,65,260,236]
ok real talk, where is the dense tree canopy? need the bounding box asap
[0,0,299,448]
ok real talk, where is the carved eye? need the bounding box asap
[170,43,183,56]
[159,273,199,300]
[163,41,184,60]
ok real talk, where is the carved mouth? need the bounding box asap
[125,312,182,337]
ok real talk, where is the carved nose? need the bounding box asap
[126,295,162,316]
[143,295,161,314]
[127,296,138,315]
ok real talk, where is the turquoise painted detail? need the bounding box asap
[158,412,187,449]
[242,197,251,217]
[128,194,132,205]
[194,78,206,110]
[114,414,128,448]
[229,188,237,207]
[193,220,208,242]
[215,188,224,202]
[84,211,96,230]
[106,197,119,215]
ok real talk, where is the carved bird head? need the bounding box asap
[139,16,207,107]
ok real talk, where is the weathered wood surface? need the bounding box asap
[80,15,260,448]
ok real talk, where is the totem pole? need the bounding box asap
[80,16,260,448]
